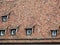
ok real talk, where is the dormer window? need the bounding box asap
[25,28,32,36]
[0,30,5,36]
[2,15,8,22]
[51,30,57,37]
[10,29,17,36]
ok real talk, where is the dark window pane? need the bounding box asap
[51,30,57,37]
[26,28,32,36]
[2,16,7,22]
[11,29,16,36]
[0,30,5,36]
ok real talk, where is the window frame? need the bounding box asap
[51,30,57,37]
[0,30,5,36]
[25,28,33,36]
[2,15,8,22]
[10,29,17,36]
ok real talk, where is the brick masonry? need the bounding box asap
[0,0,60,43]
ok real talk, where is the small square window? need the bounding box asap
[51,30,57,37]
[26,28,32,36]
[11,29,16,36]
[0,30,5,36]
[2,16,8,22]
